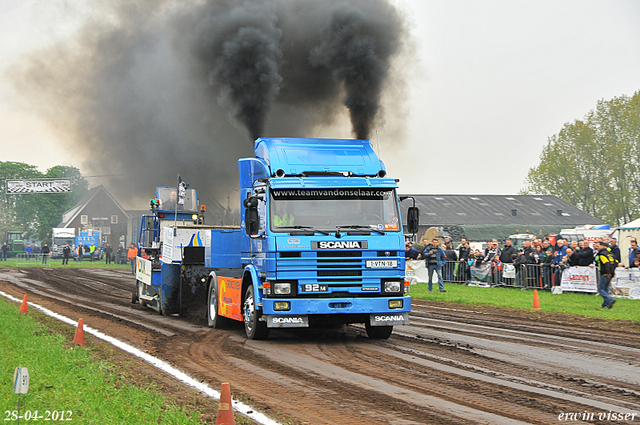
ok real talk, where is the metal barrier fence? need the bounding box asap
[16,253,53,267]
[441,261,599,289]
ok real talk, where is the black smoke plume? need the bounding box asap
[9,0,408,217]
[193,2,283,140]
[310,2,400,140]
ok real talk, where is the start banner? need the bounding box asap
[561,266,597,293]
[6,179,71,194]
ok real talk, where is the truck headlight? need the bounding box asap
[384,281,402,293]
[273,282,292,295]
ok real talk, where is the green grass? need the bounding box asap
[410,282,640,323]
[0,257,129,270]
[0,297,205,424]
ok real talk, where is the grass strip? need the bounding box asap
[0,258,130,270]
[0,297,204,424]
[411,282,640,322]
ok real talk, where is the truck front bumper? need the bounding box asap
[261,296,411,328]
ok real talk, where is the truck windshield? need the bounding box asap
[55,238,75,246]
[156,187,198,212]
[269,188,401,233]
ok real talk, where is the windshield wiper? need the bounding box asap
[336,225,385,235]
[277,226,330,235]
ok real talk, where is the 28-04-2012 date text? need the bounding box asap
[4,410,73,421]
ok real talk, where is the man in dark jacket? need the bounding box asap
[41,243,50,265]
[104,243,113,264]
[443,243,457,282]
[522,240,536,264]
[566,248,579,266]
[500,239,516,264]
[610,238,621,262]
[0,242,8,261]
[514,249,527,287]
[457,238,471,282]
[576,240,594,266]
[62,244,71,265]
[405,243,420,260]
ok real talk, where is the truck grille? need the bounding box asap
[275,250,400,297]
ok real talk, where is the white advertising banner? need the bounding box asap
[136,257,152,285]
[503,263,516,279]
[162,227,175,264]
[161,226,206,264]
[6,179,71,194]
[613,269,640,299]
[405,260,434,284]
[560,266,598,293]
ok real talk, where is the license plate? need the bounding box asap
[366,260,398,268]
[300,284,329,292]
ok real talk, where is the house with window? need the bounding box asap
[57,185,131,248]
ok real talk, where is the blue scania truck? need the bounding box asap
[133,138,418,339]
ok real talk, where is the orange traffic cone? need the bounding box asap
[216,382,235,425]
[73,318,85,347]
[18,294,28,314]
[532,289,541,310]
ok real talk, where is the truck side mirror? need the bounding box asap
[407,207,419,234]
[244,196,260,235]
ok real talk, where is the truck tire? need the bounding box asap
[365,322,393,339]
[207,279,232,329]
[243,285,270,340]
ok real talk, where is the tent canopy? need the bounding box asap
[619,218,640,230]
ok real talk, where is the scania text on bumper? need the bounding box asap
[265,315,309,328]
[369,313,409,326]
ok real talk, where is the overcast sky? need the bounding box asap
[1,0,639,199]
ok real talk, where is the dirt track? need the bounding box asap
[1,267,639,424]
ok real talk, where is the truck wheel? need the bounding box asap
[365,323,393,339]
[207,279,232,329]
[137,281,147,307]
[243,285,270,340]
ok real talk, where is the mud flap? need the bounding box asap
[160,263,180,315]
[369,313,409,327]
[180,265,210,313]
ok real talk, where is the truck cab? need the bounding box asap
[237,138,415,339]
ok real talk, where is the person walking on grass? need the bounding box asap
[420,238,447,292]
[594,240,617,309]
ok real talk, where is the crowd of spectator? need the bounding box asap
[406,235,640,289]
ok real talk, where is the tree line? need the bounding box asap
[522,90,640,225]
[0,162,88,244]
